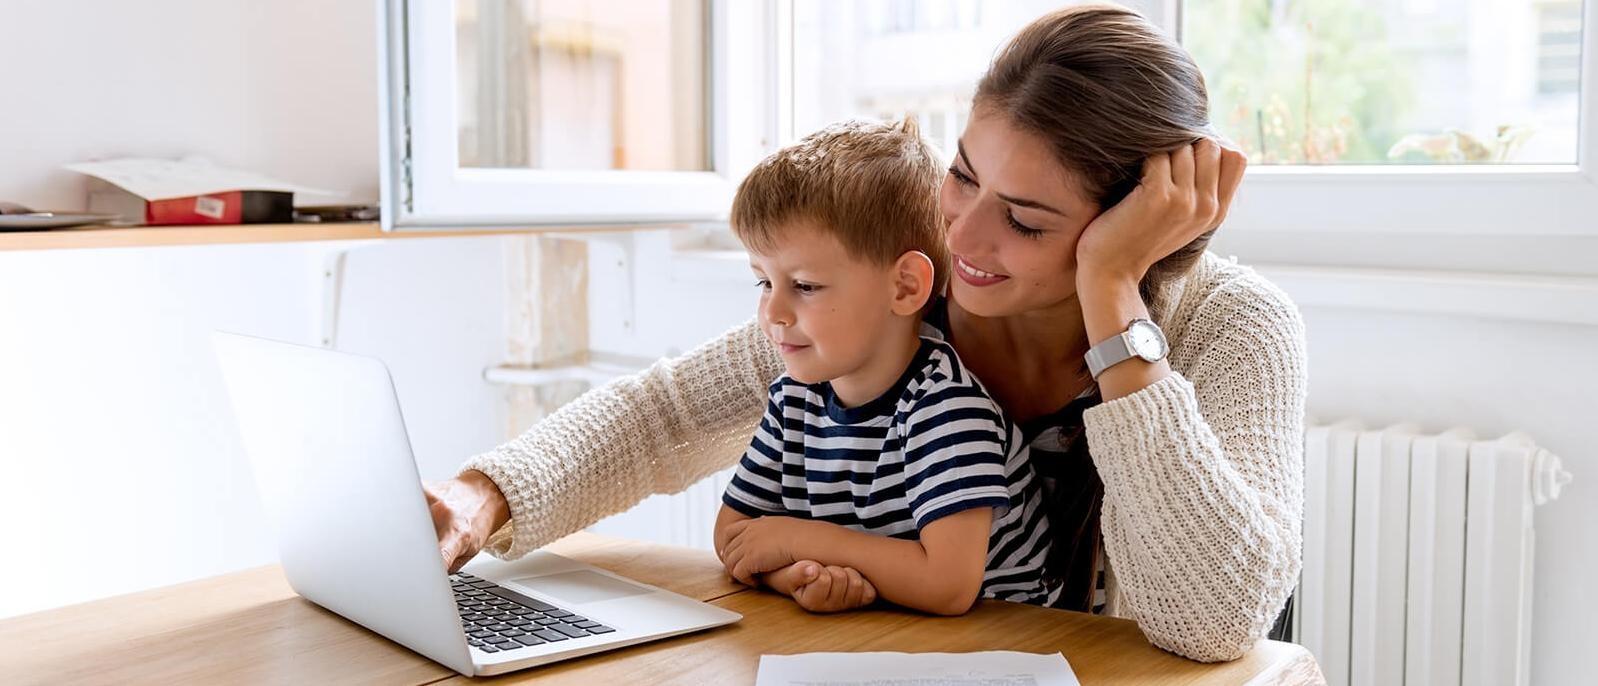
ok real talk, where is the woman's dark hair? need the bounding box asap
[975,3,1215,315]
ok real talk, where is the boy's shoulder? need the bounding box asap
[898,338,1013,457]
[903,336,998,409]
[764,375,800,398]
[913,336,961,380]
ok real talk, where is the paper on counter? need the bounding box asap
[63,158,337,201]
[755,651,1080,686]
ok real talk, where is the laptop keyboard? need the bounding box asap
[451,572,616,654]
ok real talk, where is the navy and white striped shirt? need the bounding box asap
[722,337,1058,606]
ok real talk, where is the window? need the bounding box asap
[1171,0,1597,246]
[791,1,1163,155]
[384,0,1597,253]
[1185,0,1582,166]
[786,0,1595,254]
[380,0,779,230]
[454,0,708,172]
[1538,1,1583,96]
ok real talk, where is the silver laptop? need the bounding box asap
[213,332,741,677]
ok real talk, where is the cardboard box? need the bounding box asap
[87,182,293,225]
[67,158,330,226]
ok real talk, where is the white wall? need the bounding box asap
[1267,289,1596,686]
[0,0,378,211]
[0,0,509,619]
[581,232,756,550]
[0,238,508,619]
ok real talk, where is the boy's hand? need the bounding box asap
[721,515,811,585]
[765,560,878,613]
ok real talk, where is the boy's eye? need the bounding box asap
[793,282,823,294]
[754,278,771,290]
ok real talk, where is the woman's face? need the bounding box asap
[939,107,1101,318]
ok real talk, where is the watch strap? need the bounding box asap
[1084,331,1132,380]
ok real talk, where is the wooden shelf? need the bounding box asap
[0,222,526,252]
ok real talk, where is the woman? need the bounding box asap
[425,4,1306,663]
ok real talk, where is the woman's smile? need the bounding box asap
[954,255,1009,287]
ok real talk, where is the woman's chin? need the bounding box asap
[951,279,1078,319]
[950,281,1019,318]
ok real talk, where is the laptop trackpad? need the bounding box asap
[513,570,653,605]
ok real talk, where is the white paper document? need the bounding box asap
[63,158,336,200]
[755,651,1080,686]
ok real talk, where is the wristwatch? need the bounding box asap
[1084,318,1169,379]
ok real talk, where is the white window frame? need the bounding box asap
[1150,0,1598,261]
[379,0,1598,255]
[377,0,782,231]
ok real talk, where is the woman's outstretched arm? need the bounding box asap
[452,319,784,561]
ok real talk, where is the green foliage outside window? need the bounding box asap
[1185,0,1417,164]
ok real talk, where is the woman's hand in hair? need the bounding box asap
[1074,139,1247,285]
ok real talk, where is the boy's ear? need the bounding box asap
[889,250,935,316]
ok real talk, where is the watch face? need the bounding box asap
[1127,320,1168,361]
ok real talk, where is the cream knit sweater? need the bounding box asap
[463,251,1308,663]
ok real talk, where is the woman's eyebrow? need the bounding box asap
[960,139,1068,217]
[998,192,1066,217]
[958,137,1061,215]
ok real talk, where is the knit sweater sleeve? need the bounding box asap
[1083,267,1308,662]
[461,319,782,560]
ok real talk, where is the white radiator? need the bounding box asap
[1298,423,1573,686]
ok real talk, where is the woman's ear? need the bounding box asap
[889,250,935,316]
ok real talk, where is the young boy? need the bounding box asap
[712,118,1058,615]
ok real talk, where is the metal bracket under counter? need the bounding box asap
[482,353,657,389]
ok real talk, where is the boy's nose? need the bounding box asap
[765,307,793,328]
[763,294,794,327]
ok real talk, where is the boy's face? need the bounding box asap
[747,220,901,386]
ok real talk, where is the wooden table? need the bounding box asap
[1,533,1323,685]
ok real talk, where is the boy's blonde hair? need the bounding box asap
[731,117,950,297]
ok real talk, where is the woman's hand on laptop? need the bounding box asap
[423,470,511,573]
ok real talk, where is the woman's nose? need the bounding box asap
[943,203,985,256]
